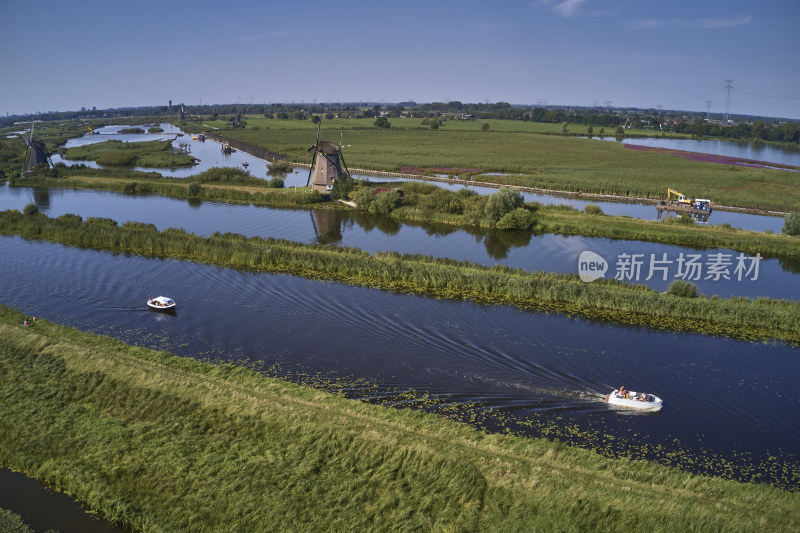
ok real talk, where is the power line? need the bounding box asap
[724,79,734,122]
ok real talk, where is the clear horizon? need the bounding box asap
[2,0,799,120]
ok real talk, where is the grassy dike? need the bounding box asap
[1,210,799,344]
[13,174,800,260]
[1,305,798,532]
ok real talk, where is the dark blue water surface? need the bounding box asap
[0,236,798,491]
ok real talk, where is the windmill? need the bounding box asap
[21,118,52,174]
[305,125,351,193]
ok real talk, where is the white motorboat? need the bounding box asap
[605,389,662,411]
[147,296,176,311]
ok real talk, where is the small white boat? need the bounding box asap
[147,296,176,311]
[605,389,662,411]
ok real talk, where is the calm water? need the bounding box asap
[52,124,788,233]
[0,468,128,533]
[1,237,798,490]
[2,185,796,300]
[606,136,800,167]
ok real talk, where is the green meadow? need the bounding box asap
[205,118,800,211]
[1,305,798,531]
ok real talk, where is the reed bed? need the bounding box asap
[1,305,798,531]
[1,210,798,344]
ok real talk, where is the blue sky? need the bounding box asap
[2,0,799,119]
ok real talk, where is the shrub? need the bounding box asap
[23,203,39,215]
[353,187,376,211]
[496,208,536,230]
[267,177,284,188]
[783,212,800,236]
[124,182,138,193]
[420,189,464,214]
[330,174,355,200]
[370,190,401,215]
[583,204,604,216]
[187,183,201,197]
[668,280,698,298]
[484,187,523,222]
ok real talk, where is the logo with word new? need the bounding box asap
[578,251,608,282]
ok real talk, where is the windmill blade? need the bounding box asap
[315,123,320,145]
[305,149,316,187]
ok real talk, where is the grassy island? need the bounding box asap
[1,305,798,531]
[65,139,196,168]
[13,172,800,260]
[1,209,798,344]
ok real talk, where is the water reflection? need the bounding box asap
[0,185,795,300]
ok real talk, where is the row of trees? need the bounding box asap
[4,101,797,144]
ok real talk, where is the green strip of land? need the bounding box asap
[1,305,797,532]
[13,173,800,259]
[2,210,799,344]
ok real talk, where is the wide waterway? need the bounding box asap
[2,184,796,300]
[1,236,798,491]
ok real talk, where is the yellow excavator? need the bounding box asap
[667,188,693,205]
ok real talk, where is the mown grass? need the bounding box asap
[1,304,798,532]
[212,120,800,211]
[65,139,196,168]
[1,210,798,344]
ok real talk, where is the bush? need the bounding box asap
[267,177,284,188]
[23,203,39,215]
[124,182,138,193]
[484,187,523,223]
[783,212,800,236]
[420,189,464,214]
[187,183,201,197]
[353,187,375,211]
[370,190,401,215]
[668,280,698,298]
[496,208,536,230]
[583,204,604,216]
[330,174,355,200]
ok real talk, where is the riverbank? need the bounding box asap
[1,304,797,531]
[1,210,798,343]
[14,172,800,260]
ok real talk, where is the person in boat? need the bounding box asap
[639,392,648,402]
[618,386,627,398]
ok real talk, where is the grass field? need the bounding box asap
[65,139,196,168]
[204,118,800,211]
[1,305,798,532]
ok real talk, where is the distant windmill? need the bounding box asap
[306,125,351,193]
[21,118,52,173]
